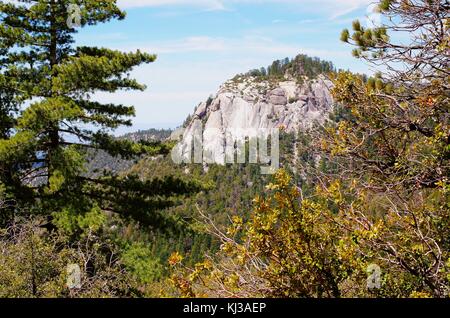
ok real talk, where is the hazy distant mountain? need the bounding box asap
[120,128,173,143]
[85,128,173,176]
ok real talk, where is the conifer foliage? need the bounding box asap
[0,0,201,228]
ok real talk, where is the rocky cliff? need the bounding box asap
[173,56,335,165]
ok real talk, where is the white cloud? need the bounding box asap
[114,35,351,60]
[118,0,373,18]
[117,0,225,10]
[141,36,228,53]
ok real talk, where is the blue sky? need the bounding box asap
[74,0,377,133]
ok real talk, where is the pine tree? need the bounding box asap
[0,0,202,229]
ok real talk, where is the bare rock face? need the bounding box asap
[175,74,334,164]
[269,88,288,105]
